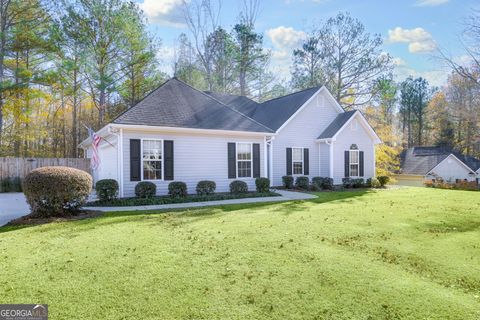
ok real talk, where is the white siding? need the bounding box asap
[271,91,339,186]
[428,155,475,182]
[122,129,265,197]
[319,143,330,177]
[87,138,118,183]
[331,113,375,184]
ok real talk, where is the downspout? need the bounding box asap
[326,139,334,180]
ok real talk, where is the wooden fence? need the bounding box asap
[0,157,91,180]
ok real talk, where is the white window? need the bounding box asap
[350,149,359,177]
[292,147,304,175]
[237,143,252,178]
[142,139,162,180]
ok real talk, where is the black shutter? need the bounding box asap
[130,139,141,181]
[359,151,364,177]
[344,150,350,177]
[164,140,174,180]
[286,148,292,175]
[228,143,236,179]
[252,143,260,178]
[303,148,309,175]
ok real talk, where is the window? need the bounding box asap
[237,143,252,178]
[349,149,359,177]
[142,139,162,180]
[292,147,304,175]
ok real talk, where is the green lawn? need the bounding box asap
[1,187,479,319]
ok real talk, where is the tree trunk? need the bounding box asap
[72,57,78,157]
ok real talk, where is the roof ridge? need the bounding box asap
[173,77,274,133]
[260,85,322,104]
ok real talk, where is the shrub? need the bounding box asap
[369,178,381,188]
[282,175,294,189]
[196,180,216,196]
[311,177,322,190]
[0,177,22,193]
[135,181,157,198]
[295,176,309,190]
[23,166,92,217]
[321,177,333,190]
[95,179,119,201]
[168,181,188,198]
[255,177,270,193]
[0,177,11,192]
[230,180,248,194]
[342,178,353,188]
[378,176,390,187]
[352,178,365,188]
[11,177,22,192]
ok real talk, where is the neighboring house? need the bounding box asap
[80,78,381,197]
[396,146,480,186]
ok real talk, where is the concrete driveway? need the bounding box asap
[0,193,30,226]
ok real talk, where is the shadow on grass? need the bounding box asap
[0,189,373,233]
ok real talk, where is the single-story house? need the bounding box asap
[80,78,381,197]
[396,146,480,186]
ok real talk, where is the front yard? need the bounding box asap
[0,187,479,319]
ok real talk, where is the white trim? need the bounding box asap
[79,124,274,148]
[276,86,344,134]
[291,147,306,176]
[316,111,382,144]
[141,138,164,181]
[269,138,274,186]
[349,149,360,177]
[372,144,376,178]
[235,142,253,179]
[326,140,334,178]
[263,137,268,180]
[427,153,476,175]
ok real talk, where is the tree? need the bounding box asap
[205,27,237,93]
[426,92,454,148]
[291,34,327,90]
[291,12,392,108]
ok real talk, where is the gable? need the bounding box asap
[272,89,342,140]
[427,154,475,175]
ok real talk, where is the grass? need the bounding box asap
[86,191,279,207]
[1,187,479,319]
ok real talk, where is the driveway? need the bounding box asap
[0,193,30,226]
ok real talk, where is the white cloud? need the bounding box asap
[393,59,448,87]
[266,26,306,78]
[393,57,407,66]
[387,27,437,53]
[414,0,448,7]
[157,46,176,75]
[139,0,186,28]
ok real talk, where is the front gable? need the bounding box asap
[427,154,476,181]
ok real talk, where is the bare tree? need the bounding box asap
[182,0,221,91]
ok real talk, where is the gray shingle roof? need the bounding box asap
[205,86,323,131]
[113,78,273,133]
[317,110,357,139]
[400,146,480,175]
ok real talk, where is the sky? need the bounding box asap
[136,0,478,88]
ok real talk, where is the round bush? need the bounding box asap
[23,166,92,217]
[95,179,119,201]
[230,180,248,194]
[369,177,381,188]
[378,176,390,187]
[168,181,188,198]
[255,177,270,193]
[295,176,309,190]
[135,181,157,198]
[196,180,216,196]
[352,178,365,188]
[282,175,294,189]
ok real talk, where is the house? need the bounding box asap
[396,146,480,186]
[79,78,381,197]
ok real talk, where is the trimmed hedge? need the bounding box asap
[343,178,365,188]
[311,177,333,190]
[196,180,216,196]
[135,181,157,198]
[95,179,119,201]
[295,176,309,190]
[23,166,92,217]
[255,177,270,193]
[368,177,381,188]
[168,181,188,198]
[230,180,248,194]
[282,175,294,189]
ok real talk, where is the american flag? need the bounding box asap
[87,126,102,170]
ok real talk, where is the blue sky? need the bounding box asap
[138,0,478,87]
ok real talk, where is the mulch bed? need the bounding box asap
[5,210,104,226]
